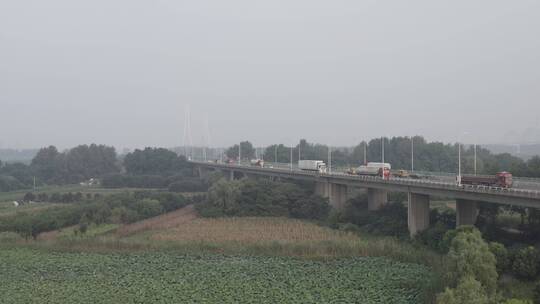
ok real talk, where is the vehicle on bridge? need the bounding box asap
[393,169,410,178]
[250,159,264,167]
[460,172,513,188]
[347,162,391,180]
[299,160,327,173]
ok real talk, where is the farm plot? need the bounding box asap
[0,248,434,304]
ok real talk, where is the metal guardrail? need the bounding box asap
[193,161,540,199]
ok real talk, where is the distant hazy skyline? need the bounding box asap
[1,0,539,150]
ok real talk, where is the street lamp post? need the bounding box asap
[411,136,414,172]
[328,146,332,174]
[364,142,367,165]
[290,146,293,170]
[381,137,385,163]
[298,142,301,162]
[457,142,462,185]
[474,143,477,175]
[238,142,241,165]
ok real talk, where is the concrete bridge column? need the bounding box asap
[229,170,235,181]
[329,183,348,210]
[315,181,330,198]
[368,188,388,211]
[315,182,347,210]
[456,199,478,227]
[197,166,210,179]
[408,193,430,237]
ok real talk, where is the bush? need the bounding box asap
[365,202,408,238]
[512,246,539,279]
[437,276,489,304]
[289,195,330,220]
[134,199,163,219]
[341,195,370,226]
[489,242,510,274]
[339,223,361,233]
[416,221,452,253]
[23,192,36,202]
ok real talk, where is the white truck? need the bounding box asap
[348,162,391,178]
[299,160,327,173]
[250,159,264,167]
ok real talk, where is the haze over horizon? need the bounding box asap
[1,0,539,150]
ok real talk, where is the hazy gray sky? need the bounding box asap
[1,0,539,149]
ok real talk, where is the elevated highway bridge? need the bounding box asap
[191,161,540,236]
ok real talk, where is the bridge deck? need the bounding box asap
[192,161,540,208]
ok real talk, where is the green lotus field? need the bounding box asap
[0,248,433,303]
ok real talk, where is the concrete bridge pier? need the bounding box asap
[368,188,388,211]
[229,170,235,181]
[315,181,330,197]
[456,199,479,227]
[329,183,348,210]
[408,193,430,236]
[197,167,211,179]
[315,181,348,210]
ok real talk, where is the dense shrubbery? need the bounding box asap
[0,191,190,240]
[512,246,539,280]
[333,194,408,238]
[101,173,208,192]
[196,178,330,220]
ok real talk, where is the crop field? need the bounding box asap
[0,248,434,304]
[148,216,359,243]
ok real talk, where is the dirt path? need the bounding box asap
[115,205,198,237]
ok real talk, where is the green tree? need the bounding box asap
[31,146,61,182]
[489,242,510,274]
[527,156,540,177]
[226,141,255,161]
[437,276,489,304]
[207,179,242,215]
[512,246,539,279]
[124,147,188,175]
[446,227,498,297]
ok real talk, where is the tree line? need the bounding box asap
[224,137,540,177]
[0,146,201,192]
[2,136,540,193]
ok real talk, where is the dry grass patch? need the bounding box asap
[115,205,197,237]
[150,217,358,243]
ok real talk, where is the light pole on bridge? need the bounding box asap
[381,137,385,163]
[363,141,367,165]
[411,136,414,172]
[328,146,332,174]
[290,145,293,170]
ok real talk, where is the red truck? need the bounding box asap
[460,172,513,188]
